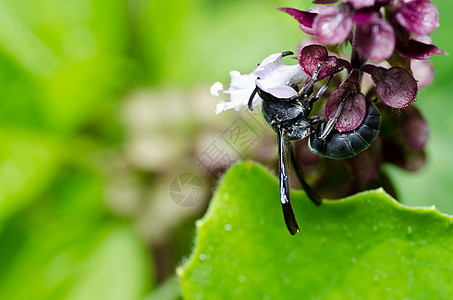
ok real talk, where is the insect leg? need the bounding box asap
[302,74,335,116]
[285,140,322,206]
[298,62,323,99]
[309,116,324,126]
[309,74,334,105]
[304,65,344,110]
[277,125,300,235]
[248,86,259,111]
[319,93,352,140]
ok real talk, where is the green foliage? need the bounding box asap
[0,160,152,300]
[0,222,150,300]
[137,0,313,85]
[0,1,152,298]
[145,276,182,300]
[0,0,131,133]
[180,162,453,299]
[0,129,62,223]
[0,0,450,298]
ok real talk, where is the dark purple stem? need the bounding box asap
[350,28,367,69]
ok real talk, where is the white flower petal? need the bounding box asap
[229,70,241,78]
[211,52,308,115]
[255,61,307,98]
[215,101,225,115]
[211,71,261,114]
[210,81,223,96]
[254,53,285,77]
[229,71,256,90]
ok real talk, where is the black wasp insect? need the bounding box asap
[248,51,381,235]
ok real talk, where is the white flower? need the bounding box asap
[210,52,308,115]
[210,82,223,97]
[254,52,308,98]
[210,70,261,115]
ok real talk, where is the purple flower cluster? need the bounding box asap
[278,0,444,61]
[275,0,445,137]
[295,43,422,132]
[277,0,443,189]
[212,0,444,196]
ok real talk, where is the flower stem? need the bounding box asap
[350,28,366,69]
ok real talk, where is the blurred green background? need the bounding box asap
[0,0,450,299]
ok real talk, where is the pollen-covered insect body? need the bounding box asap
[248,51,381,235]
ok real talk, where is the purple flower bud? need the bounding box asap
[402,149,426,171]
[277,7,318,35]
[311,5,339,15]
[411,34,433,44]
[360,64,378,76]
[337,58,352,70]
[362,65,418,108]
[299,45,341,80]
[383,139,426,171]
[355,17,395,61]
[395,0,439,35]
[411,59,434,89]
[397,105,428,151]
[312,0,339,4]
[353,8,376,23]
[313,4,354,44]
[325,87,366,132]
[325,69,367,132]
[348,0,376,10]
[395,37,446,60]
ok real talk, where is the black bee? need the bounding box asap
[248,51,380,235]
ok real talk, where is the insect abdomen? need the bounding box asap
[309,102,381,159]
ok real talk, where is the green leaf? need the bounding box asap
[0,220,150,300]
[179,161,453,299]
[0,219,151,300]
[0,0,132,133]
[65,225,152,300]
[144,276,182,300]
[0,162,152,300]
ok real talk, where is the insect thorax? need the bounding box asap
[260,96,312,141]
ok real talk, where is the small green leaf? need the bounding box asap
[179,161,453,299]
